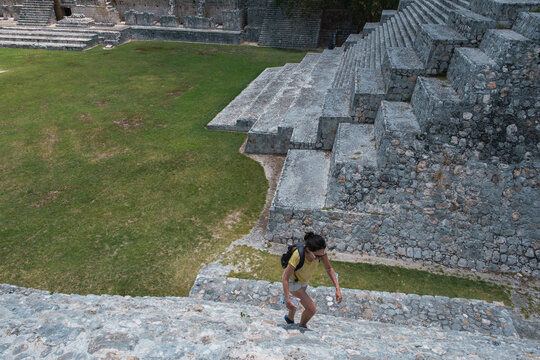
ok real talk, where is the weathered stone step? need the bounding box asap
[447,46,498,102]
[0,26,97,35]
[326,123,377,208]
[206,66,283,132]
[237,62,298,130]
[286,50,343,150]
[471,0,540,27]
[353,67,386,123]
[375,100,421,170]
[245,52,323,154]
[0,40,87,50]
[270,149,331,210]
[479,28,535,65]
[512,11,540,41]
[412,76,463,132]
[2,283,539,359]
[190,276,519,337]
[0,34,96,44]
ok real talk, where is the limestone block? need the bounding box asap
[480,29,535,66]
[381,47,424,101]
[184,15,215,29]
[470,0,540,27]
[160,15,178,27]
[124,10,136,25]
[374,101,420,170]
[411,77,464,134]
[447,47,498,101]
[354,68,385,122]
[413,24,469,75]
[512,11,540,41]
[447,8,497,44]
[135,12,155,26]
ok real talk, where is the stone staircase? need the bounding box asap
[207,2,539,281]
[190,275,525,337]
[265,8,539,277]
[17,0,54,26]
[2,283,539,358]
[0,27,124,50]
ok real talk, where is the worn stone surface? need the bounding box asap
[190,276,521,337]
[1,284,539,359]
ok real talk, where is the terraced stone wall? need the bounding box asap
[268,26,540,277]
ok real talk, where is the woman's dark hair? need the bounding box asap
[304,232,326,251]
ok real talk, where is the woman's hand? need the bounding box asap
[335,288,343,304]
[286,299,298,311]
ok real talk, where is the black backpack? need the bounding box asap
[281,243,305,271]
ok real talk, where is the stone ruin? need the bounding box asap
[0,0,539,356]
[0,0,356,49]
[208,0,540,278]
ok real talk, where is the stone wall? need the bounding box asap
[191,276,519,337]
[128,26,242,44]
[258,5,322,49]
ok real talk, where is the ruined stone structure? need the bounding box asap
[0,0,357,49]
[208,0,540,278]
[0,0,539,354]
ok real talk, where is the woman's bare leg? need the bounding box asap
[291,287,316,328]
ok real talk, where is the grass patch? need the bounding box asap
[224,245,511,305]
[0,42,306,297]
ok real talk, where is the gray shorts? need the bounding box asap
[288,279,308,292]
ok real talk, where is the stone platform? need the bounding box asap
[1,284,539,359]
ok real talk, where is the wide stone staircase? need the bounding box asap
[0,27,124,50]
[2,283,539,358]
[208,0,540,277]
[17,0,54,26]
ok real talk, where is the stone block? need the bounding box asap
[354,68,386,123]
[184,15,215,29]
[124,9,136,25]
[413,24,469,74]
[380,10,397,23]
[362,22,379,37]
[447,47,498,101]
[125,11,156,26]
[446,8,497,44]
[326,123,377,208]
[374,101,420,170]
[271,150,331,210]
[411,77,464,133]
[381,47,424,101]
[221,9,245,31]
[512,12,540,41]
[318,88,353,150]
[470,0,540,27]
[160,15,178,27]
[480,29,535,66]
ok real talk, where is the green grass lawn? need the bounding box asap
[223,245,511,305]
[0,42,306,297]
